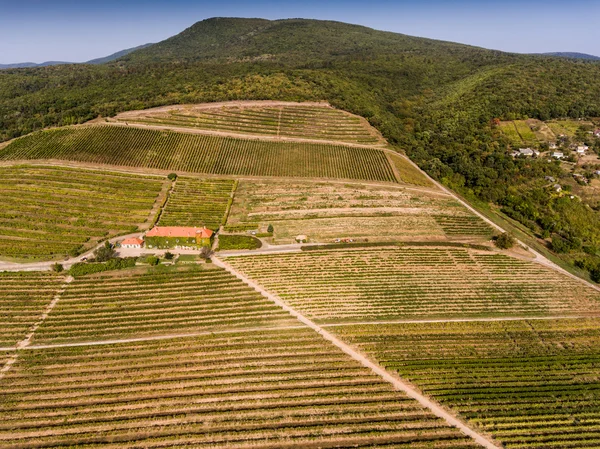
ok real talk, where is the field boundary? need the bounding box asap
[212,255,502,449]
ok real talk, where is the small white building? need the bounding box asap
[553,184,562,192]
[517,148,539,157]
[549,142,558,150]
[594,129,600,138]
[545,176,556,183]
[121,237,144,249]
[576,145,589,154]
[552,152,564,159]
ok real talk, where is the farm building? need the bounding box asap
[121,237,144,249]
[576,145,589,154]
[549,142,558,150]
[517,148,539,157]
[552,152,564,159]
[145,226,214,249]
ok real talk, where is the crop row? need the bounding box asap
[1,126,398,182]
[226,248,600,322]
[32,266,299,344]
[0,272,65,347]
[0,327,479,448]
[159,178,235,229]
[330,318,600,449]
[0,166,165,260]
[123,105,382,144]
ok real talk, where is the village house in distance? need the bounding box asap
[144,226,214,249]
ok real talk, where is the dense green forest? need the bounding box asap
[2,17,600,277]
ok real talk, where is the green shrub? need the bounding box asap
[218,235,262,251]
[167,173,178,181]
[51,263,64,273]
[164,251,174,260]
[69,257,136,277]
[94,241,116,262]
[146,256,160,266]
[494,232,516,249]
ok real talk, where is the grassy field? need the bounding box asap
[0,327,479,449]
[0,165,166,260]
[116,104,385,145]
[498,121,523,146]
[0,272,64,347]
[33,266,298,344]
[226,247,600,323]
[159,177,236,229]
[331,318,600,449]
[547,119,594,137]
[1,126,398,182]
[226,180,493,244]
[498,120,537,146]
[388,153,434,187]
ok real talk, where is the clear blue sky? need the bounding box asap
[1,0,599,63]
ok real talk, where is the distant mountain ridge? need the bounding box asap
[539,52,600,60]
[0,43,154,69]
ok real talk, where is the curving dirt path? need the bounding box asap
[212,255,502,449]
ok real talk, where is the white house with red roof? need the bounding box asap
[121,237,144,249]
[145,226,214,249]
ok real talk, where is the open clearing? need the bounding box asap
[0,327,480,449]
[31,266,299,344]
[226,247,600,323]
[0,126,398,182]
[0,165,166,260]
[331,318,600,449]
[226,180,493,244]
[0,272,64,347]
[115,102,386,146]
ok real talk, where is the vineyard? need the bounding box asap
[0,272,64,347]
[32,266,298,344]
[226,247,600,323]
[0,165,165,260]
[0,327,480,449]
[331,318,600,449]
[159,177,236,229]
[227,180,493,244]
[115,104,385,145]
[1,126,398,182]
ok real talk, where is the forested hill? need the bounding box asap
[3,17,600,278]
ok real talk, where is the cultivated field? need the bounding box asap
[226,247,600,323]
[33,266,298,344]
[0,166,165,260]
[0,272,64,347]
[0,327,480,449]
[332,318,600,449]
[226,180,493,244]
[1,126,398,182]
[159,177,236,229]
[116,103,386,146]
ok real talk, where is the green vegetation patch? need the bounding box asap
[227,248,600,323]
[0,165,165,260]
[0,327,476,448]
[331,318,600,449]
[388,153,434,187]
[218,234,262,251]
[1,126,398,182]
[68,257,137,277]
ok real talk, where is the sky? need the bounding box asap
[1,0,600,63]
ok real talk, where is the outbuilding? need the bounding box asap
[121,237,144,249]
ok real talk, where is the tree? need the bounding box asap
[200,246,213,259]
[164,251,174,260]
[267,224,274,233]
[167,173,178,181]
[145,255,160,266]
[94,241,116,262]
[495,232,515,249]
[51,263,64,273]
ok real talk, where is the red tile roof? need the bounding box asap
[121,237,144,246]
[146,226,213,239]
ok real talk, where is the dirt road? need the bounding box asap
[212,255,501,449]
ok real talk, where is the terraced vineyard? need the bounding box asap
[159,177,236,229]
[116,104,385,145]
[33,266,298,344]
[1,126,398,182]
[227,180,493,244]
[226,248,600,322]
[0,327,480,449]
[331,318,600,449]
[0,166,165,260]
[0,272,64,347]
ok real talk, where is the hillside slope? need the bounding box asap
[2,17,600,279]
